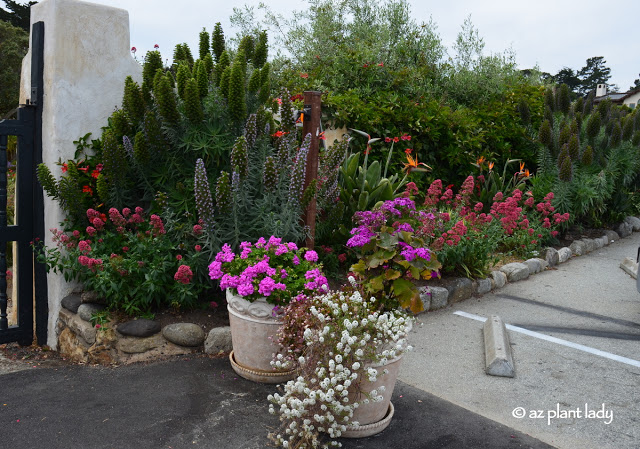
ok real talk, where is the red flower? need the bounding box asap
[272,130,287,138]
[393,136,399,143]
[82,185,93,195]
[176,254,183,261]
[77,166,89,173]
[62,163,68,173]
[96,163,104,171]
[91,170,100,179]
[195,245,202,252]
[385,137,392,143]
[130,47,136,53]
[318,132,326,140]
[405,148,412,155]
[378,62,384,67]
[300,73,309,79]
[154,44,159,49]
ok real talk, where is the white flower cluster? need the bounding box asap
[267,288,413,448]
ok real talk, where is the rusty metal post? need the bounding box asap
[302,91,322,249]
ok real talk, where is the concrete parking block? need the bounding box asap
[483,315,515,378]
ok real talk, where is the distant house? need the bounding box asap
[593,84,640,109]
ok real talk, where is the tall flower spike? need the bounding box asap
[230,136,249,179]
[194,158,215,230]
[263,156,278,193]
[122,136,134,160]
[279,87,295,134]
[244,114,258,149]
[215,171,232,213]
[288,137,310,207]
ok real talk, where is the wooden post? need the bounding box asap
[302,91,322,249]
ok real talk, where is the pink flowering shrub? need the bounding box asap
[34,207,209,316]
[208,236,328,308]
[416,177,570,276]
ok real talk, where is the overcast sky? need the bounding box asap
[16,0,640,91]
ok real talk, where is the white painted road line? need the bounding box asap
[454,311,640,369]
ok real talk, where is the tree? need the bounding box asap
[554,67,580,94]
[0,19,29,116]
[577,56,611,96]
[631,76,640,92]
[0,1,36,31]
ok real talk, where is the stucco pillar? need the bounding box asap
[20,0,143,348]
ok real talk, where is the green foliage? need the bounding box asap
[198,28,210,60]
[253,30,268,67]
[568,134,580,161]
[122,76,145,125]
[173,43,194,68]
[538,119,553,149]
[0,0,35,31]
[0,20,28,116]
[237,35,254,62]
[215,50,230,86]
[609,120,622,148]
[228,49,248,125]
[586,111,601,142]
[202,53,214,80]
[211,22,225,61]
[230,136,249,178]
[196,60,209,97]
[544,87,555,112]
[176,62,190,99]
[219,66,231,100]
[142,50,164,101]
[153,74,180,126]
[556,84,570,113]
[558,151,572,182]
[184,78,203,124]
[581,145,593,166]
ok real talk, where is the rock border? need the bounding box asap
[417,218,637,314]
[56,300,232,365]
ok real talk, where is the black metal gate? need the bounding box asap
[0,22,47,346]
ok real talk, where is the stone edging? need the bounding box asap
[56,293,232,365]
[417,216,640,314]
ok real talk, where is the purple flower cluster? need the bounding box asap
[346,226,376,248]
[399,243,431,262]
[304,268,328,291]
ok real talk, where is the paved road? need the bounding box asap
[0,356,551,449]
[402,232,640,449]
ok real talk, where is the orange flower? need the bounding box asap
[477,156,486,166]
[488,162,494,171]
[519,161,525,173]
[402,153,432,174]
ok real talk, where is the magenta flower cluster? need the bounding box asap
[208,236,327,307]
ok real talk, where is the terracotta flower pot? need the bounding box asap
[342,355,403,438]
[226,289,296,383]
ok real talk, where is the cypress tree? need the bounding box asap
[176,62,191,100]
[228,49,247,124]
[123,76,145,125]
[184,78,203,124]
[253,30,268,67]
[199,28,210,61]
[211,22,225,62]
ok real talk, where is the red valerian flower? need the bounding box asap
[154,44,159,49]
[131,47,136,53]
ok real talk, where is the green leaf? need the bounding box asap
[350,260,366,274]
[392,278,423,314]
[384,269,402,280]
[369,275,385,292]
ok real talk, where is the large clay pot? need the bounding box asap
[226,289,296,383]
[342,355,403,438]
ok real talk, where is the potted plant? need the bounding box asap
[267,197,441,445]
[269,281,412,447]
[208,236,328,383]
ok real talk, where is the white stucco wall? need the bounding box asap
[20,0,143,348]
[623,91,640,109]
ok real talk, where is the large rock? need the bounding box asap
[117,319,161,338]
[491,271,507,289]
[603,230,620,243]
[77,303,105,322]
[499,263,529,282]
[418,286,432,313]
[446,278,474,304]
[476,278,492,295]
[544,247,559,267]
[59,307,96,345]
[162,323,206,347]
[58,327,89,363]
[116,334,165,354]
[615,222,633,238]
[204,327,233,354]
[558,247,572,263]
[569,240,586,256]
[428,286,449,310]
[583,239,598,253]
[61,294,82,313]
[624,216,640,232]
[523,259,542,275]
[81,290,107,305]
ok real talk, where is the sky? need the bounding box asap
[12,0,640,91]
